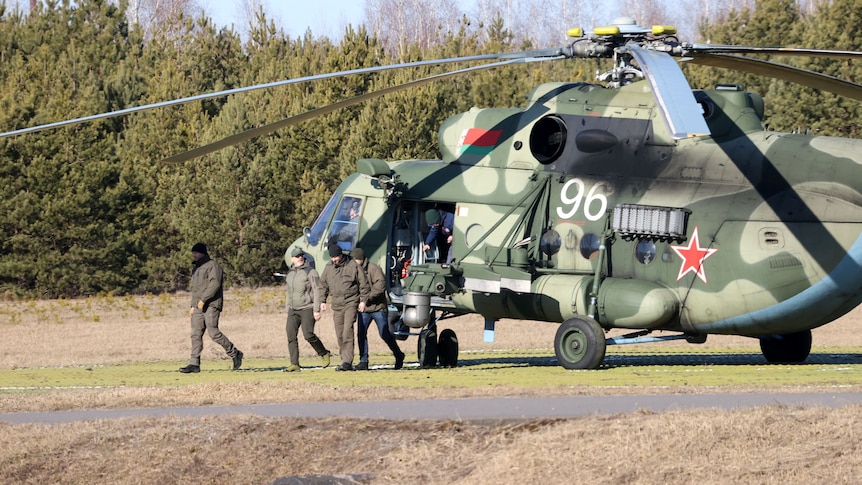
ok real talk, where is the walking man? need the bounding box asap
[320,243,369,371]
[283,246,332,371]
[180,242,243,373]
[352,247,405,370]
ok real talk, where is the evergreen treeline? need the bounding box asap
[0,0,859,298]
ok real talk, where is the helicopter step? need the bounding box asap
[605,330,707,346]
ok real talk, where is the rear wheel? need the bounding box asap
[760,330,812,363]
[554,317,606,370]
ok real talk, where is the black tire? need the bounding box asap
[554,317,606,370]
[437,328,459,368]
[417,328,438,368]
[760,330,812,363]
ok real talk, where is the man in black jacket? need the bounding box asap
[179,243,243,373]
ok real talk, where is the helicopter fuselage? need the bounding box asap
[291,81,862,365]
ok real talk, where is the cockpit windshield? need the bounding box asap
[305,194,339,247]
[327,196,363,251]
[304,194,364,250]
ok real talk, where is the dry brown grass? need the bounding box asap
[0,288,571,369]
[4,287,854,369]
[2,407,860,484]
[2,288,862,483]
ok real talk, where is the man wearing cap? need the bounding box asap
[352,247,405,370]
[423,208,455,263]
[319,243,370,371]
[180,243,243,373]
[282,246,332,371]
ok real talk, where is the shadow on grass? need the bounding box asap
[604,352,862,367]
[156,352,862,373]
[437,352,862,369]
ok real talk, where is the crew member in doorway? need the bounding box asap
[423,208,454,263]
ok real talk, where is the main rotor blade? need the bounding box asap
[626,46,711,138]
[0,49,564,139]
[686,44,862,60]
[686,54,862,102]
[162,54,564,164]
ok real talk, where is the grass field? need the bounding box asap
[2,288,861,483]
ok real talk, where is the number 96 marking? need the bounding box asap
[556,178,607,222]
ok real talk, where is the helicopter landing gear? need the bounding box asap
[759,330,812,363]
[417,327,438,368]
[554,317,606,369]
[416,326,459,368]
[437,328,459,368]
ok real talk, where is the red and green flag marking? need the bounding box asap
[458,128,503,155]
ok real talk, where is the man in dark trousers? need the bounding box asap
[352,247,405,370]
[423,208,454,263]
[179,242,243,373]
[283,246,331,371]
[319,243,369,371]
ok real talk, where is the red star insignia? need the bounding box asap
[670,227,718,283]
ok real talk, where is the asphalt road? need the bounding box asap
[3,392,862,424]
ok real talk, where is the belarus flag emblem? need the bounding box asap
[458,128,503,155]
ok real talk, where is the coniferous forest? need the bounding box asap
[1,0,860,298]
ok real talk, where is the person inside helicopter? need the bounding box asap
[423,206,454,264]
[328,197,362,251]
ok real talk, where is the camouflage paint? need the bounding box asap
[289,80,862,362]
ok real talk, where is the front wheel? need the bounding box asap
[437,328,458,368]
[417,327,438,368]
[554,317,606,370]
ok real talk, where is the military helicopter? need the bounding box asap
[6,17,862,369]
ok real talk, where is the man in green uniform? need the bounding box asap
[179,243,243,373]
[320,243,369,371]
[283,246,332,371]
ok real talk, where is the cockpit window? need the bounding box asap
[327,196,363,251]
[306,194,339,247]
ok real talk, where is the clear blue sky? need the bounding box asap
[207,0,366,38]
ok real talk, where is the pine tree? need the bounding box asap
[782,0,862,136]
[0,0,148,297]
[118,13,246,291]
